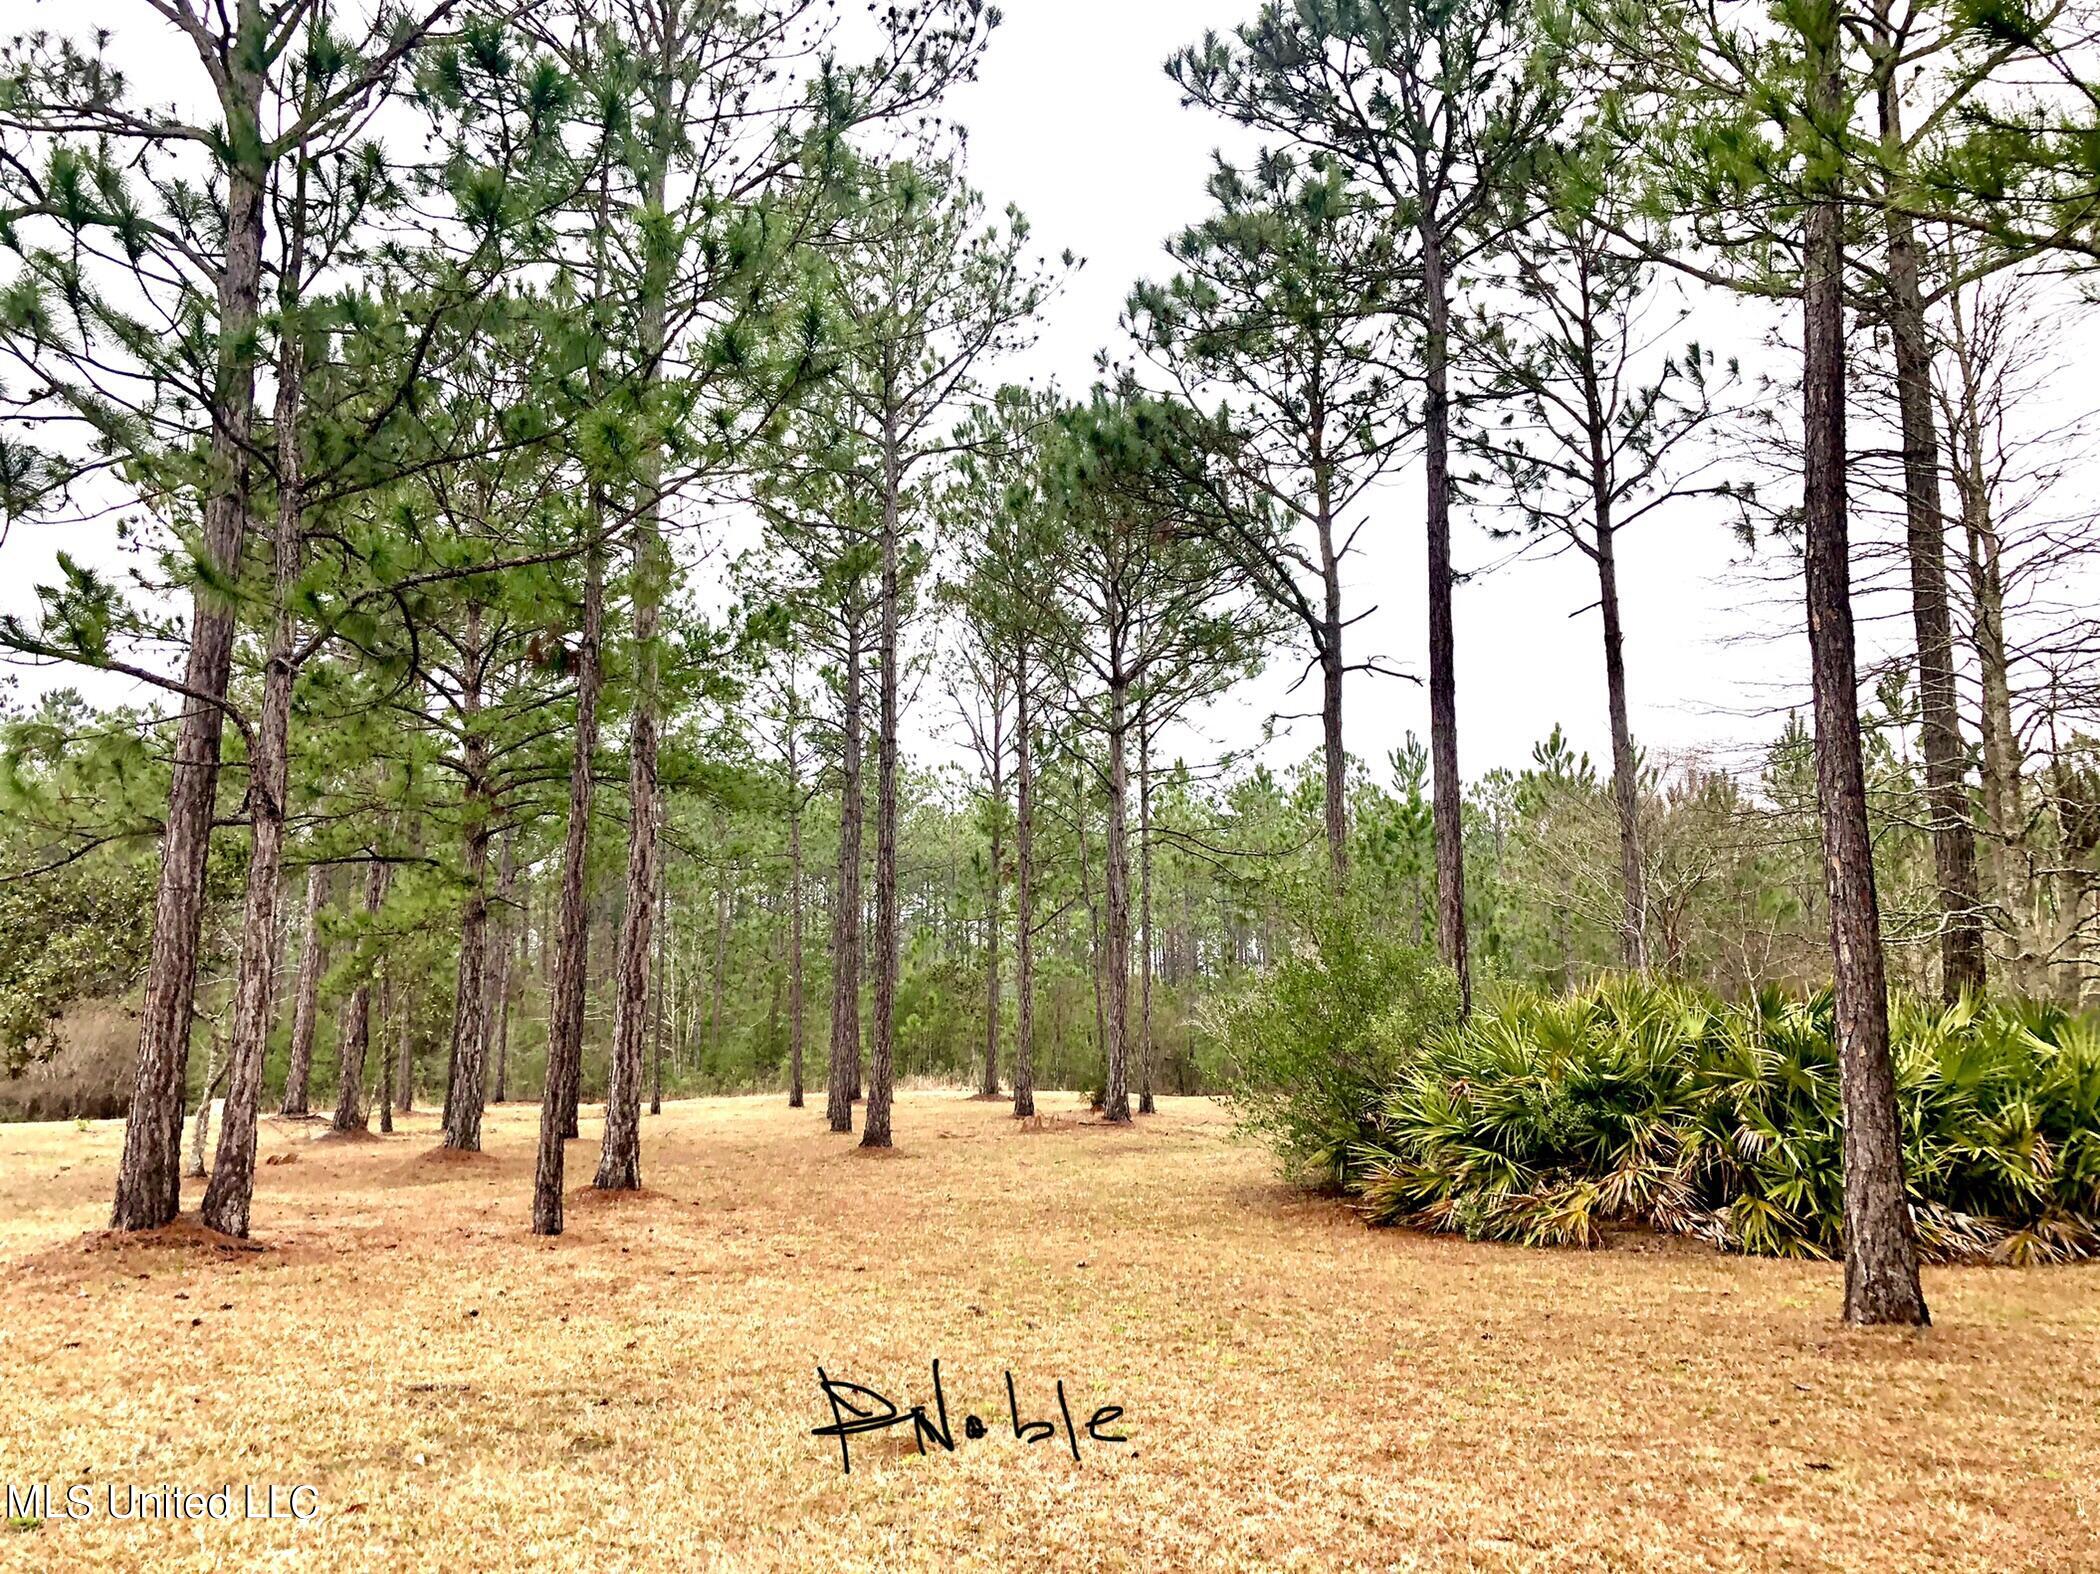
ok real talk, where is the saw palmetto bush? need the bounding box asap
[1348,978,2100,1263]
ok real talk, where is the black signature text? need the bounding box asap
[812,1359,1128,1474]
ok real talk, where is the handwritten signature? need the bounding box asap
[812,1359,1128,1474]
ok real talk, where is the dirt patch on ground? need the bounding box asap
[309,1126,383,1145]
[412,1142,500,1166]
[0,1091,2093,1572]
[847,1142,920,1160]
[563,1183,677,1208]
[57,1216,268,1258]
[0,1215,336,1295]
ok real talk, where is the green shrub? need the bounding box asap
[1347,976,2100,1263]
[1203,893,1460,1190]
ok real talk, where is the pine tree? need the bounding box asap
[1462,142,1744,972]
[1034,389,1269,1122]
[1589,0,1931,1324]
[0,0,468,1231]
[1173,0,1565,1015]
[818,147,1063,1147]
[1130,152,1412,886]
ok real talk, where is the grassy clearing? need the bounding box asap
[0,1093,2093,1571]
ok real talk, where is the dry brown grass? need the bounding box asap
[0,1092,2093,1572]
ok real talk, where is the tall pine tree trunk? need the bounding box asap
[114,126,267,1231]
[1802,53,1928,1326]
[981,687,1005,1098]
[1877,40,1986,1001]
[1102,671,1133,1124]
[280,865,330,1116]
[1079,774,1107,1100]
[1419,213,1472,1016]
[441,818,493,1151]
[393,959,416,1114]
[534,533,605,1235]
[204,796,287,1225]
[828,606,866,1132]
[864,432,903,1150]
[596,110,671,1187]
[1138,694,1157,1116]
[1594,515,1649,972]
[1013,641,1037,1119]
[331,857,393,1134]
[442,606,494,1153]
[377,968,396,1134]
[1559,238,1652,975]
[596,528,663,1189]
[1315,456,1349,885]
[787,706,807,1109]
[650,859,668,1116]
[200,277,307,1238]
[853,867,868,1102]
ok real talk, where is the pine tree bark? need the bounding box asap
[206,774,294,1229]
[595,522,662,1190]
[280,865,330,1116]
[200,263,308,1238]
[787,705,807,1109]
[377,968,396,1134]
[393,963,415,1114]
[595,98,672,1187]
[864,428,903,1151]
[828,607,866,1132]
[650,863,668,1116]
[441,831,494,1151]
[1079,774,1107,1101]
[1102,672,1134,1124]
[442,604,494,1153]
[854,862,869,1101]
[1315,447,1349,886]
[534,533,605,1235]
[331,856,393,1134]
[1419,212,1472,1016]
[1138,695,1157,1116]
[668,907,685,1073]
[981,686,1005,1098]
[266,877,293,1039]
[1012,641,1037,1120]
[1875,28,1986,1002]
[1802,63,1929,1326]
[113,107,267,1232]
[1595,516,1648,972]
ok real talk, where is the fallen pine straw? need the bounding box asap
[0,1093,2093,1572]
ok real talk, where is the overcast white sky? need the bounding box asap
[936,0,1802,786]
[16,0,2073,794]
